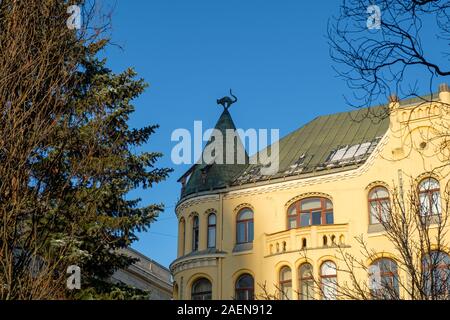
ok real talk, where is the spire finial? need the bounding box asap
[217,89,238,110]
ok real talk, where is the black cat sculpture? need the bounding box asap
[217,89,238,110]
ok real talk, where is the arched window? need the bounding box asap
[236,208,254,244]
[192,215,199,252]
[423,251,450,299]
[369,258,399,299]
[320,261,337,300]
[191,278,212,300]
[279,266,292,300]
[299,263,314,300]
[235,274,254,300]
[419,178,441,216]
[179,218,186,256]
[207,213,216,249]
[369,186,390,224]
[287,197,333,229]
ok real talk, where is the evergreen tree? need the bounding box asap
[0,1,172,299]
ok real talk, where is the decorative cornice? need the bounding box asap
[170,252,227,275]
[176,194,219,217]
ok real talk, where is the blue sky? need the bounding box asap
[100,0,445,267]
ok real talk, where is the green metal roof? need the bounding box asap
[234,105,390,185]
[179,109,248,197]
[179,105,390,199]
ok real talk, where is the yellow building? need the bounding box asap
[170,84,450,300]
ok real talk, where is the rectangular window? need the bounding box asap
[193,231,199,251]
[288,216,297,229]
[248,221,254,242]
[237,222,245,243]
[420,193,429,216]
[280,283,292,300]
[300,280,314,300]
[326,211,334,224]
[312,211,321,225]
[300,212,310,227]
[322,278,337,300]
[208,227,216,248]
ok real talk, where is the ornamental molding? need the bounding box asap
[204,208,217,215]
[170,254,225,275]
[365,180,390,191]
[284,192,333,209]
[176,194,219,217]
[233,203,254,215]
[415,171,442,185]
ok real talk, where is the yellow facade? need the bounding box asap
[170,86,450,300]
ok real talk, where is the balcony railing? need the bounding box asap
[264,223,349,256]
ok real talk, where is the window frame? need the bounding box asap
[236,208,254,244]
[422,250,450,299]
[192,215,199,252]
[299,263,314,300]
[320,260,337,300]
[207,213,217,249]
[418,177,441,217]
[234,274,255,300]
[287,197,333,229]
[191,278,212,300]
[368,186,390,225]
[279,266,292,300]
[369,258,399,299]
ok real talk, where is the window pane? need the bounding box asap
[301,198,321,210]
[325,199,333,209]
[312,211,321,225]
[248,221,254,242]
[380,200,390,222]
[192,279,212,300]
[288,216,297,229]
[280,267,292,281]
[281,283,292,300]
[322,278,337,300]
[431,191,441,215]
[208,214,216,225]
[236,289,253,300]
[321,261,337,276]
[237,275,254,288]
[420,178,439,191]
[326,212,334,224]
[300,213,310,226]
[237,222,245,243]
[300,280,314,300]
[238,208,253,221]
[370,187,389,199]
[208,227,216,248]
[288,205,297,216]
[300,264,313,278]
[420,193,429,216]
